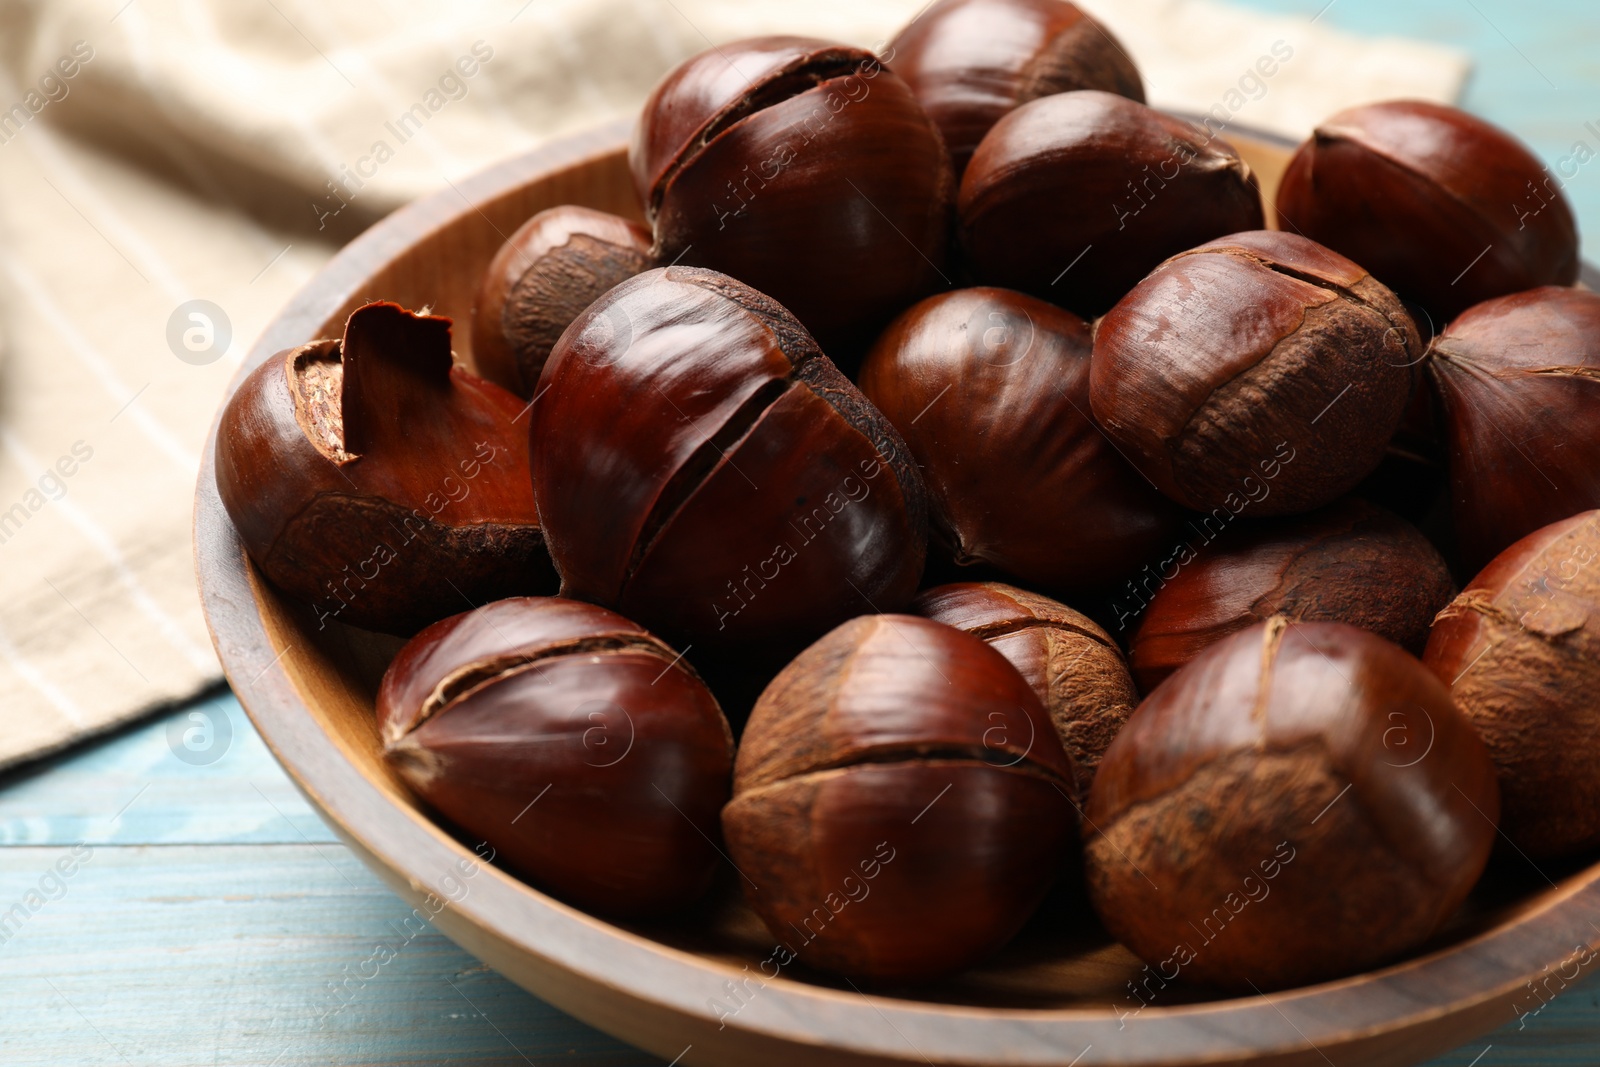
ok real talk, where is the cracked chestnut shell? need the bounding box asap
[471,205,654,398]
[1424,511,1600,858]
[1130,499,1456,692]
[1090,230,1421,516]
[1088,618,1498,990]
[959,90,1264,318]
[913,581,1137,803]
[723,614,1077,981]
[531,266,928,657]
[215,302,556,634]
[1427,286,1600,573]
[885,0,1143,176]
[1277,100,1580,324]
[377,596,734,917]
[859,287,1181,594]
[629,36,952,355]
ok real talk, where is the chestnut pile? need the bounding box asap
[218,0,1600,996]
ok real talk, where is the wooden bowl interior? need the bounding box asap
[204,123,1600,1064]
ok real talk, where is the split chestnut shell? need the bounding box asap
[1088,619,1499,990]
[378,597,734,916]
[723,614,1077,981]
[1090,230,1421,516]
[630,37,953,354]
[215,302,555,634]
[531,267,928,656]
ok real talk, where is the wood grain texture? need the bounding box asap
[0,690,332,848]
[0,844,658,1067]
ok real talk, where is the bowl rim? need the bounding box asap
[194,117,1600,1066]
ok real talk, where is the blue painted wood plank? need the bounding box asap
[0,689,334,848]
[0,843,660,1066]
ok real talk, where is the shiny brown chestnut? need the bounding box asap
[629,36,952,354]
[859,287,1181,595]
[723,614,1077,981]
[959,91,1264,318]
[215,302,555,634]
[378,597,734,916]
[531,266,928,657]
[1424,511,1600,858]
[913,581,1137,802]
[1427,286,1600,572]
[1277,100,1579,324]
[1130,499,1455,692]
[471,205,654,398]
[1090,230,1421,516]
[885,0,1143,176]
[1088,618,1499,990]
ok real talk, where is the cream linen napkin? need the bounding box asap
[0,0,1467,770]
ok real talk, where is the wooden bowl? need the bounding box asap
[195,118,1600,1067]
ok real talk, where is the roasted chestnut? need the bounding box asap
[913,581,1137,802]
[1090,230,1421,516]
[1129,499,1455,692]
[1428,286,1600,573]
[531,266,928,657]
[215,302,555,634]
[885,0,1143,176]
[471,205,654,398]
[723,614,1077,981]
[1424,511,1600,858]
[1088,619,1499,990]
[377,596,734,916]
[629,37,952,354]
[959,91,1264,318]
[859,287,1180,595]
[1277,100,1580,324]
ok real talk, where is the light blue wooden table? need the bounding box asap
[4,1,1597,1063]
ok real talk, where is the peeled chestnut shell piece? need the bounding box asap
[630,36,952,354]
[1091,230,1421,516]
[1088,618,1499,991]
[1277,100,1580,324]
[860,287,1181,594]
[723,614,1078,982]
[378,597,734,917]
[471,205,654,398]
[913,581,1137,803]
[215,301,556,634]
[1425,511,1600,858]
[959,90,1264,318]
[1129,498,1455,692]
[885,0,1144,176]
[1427,286,1600,573]
[532,266,928,656]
